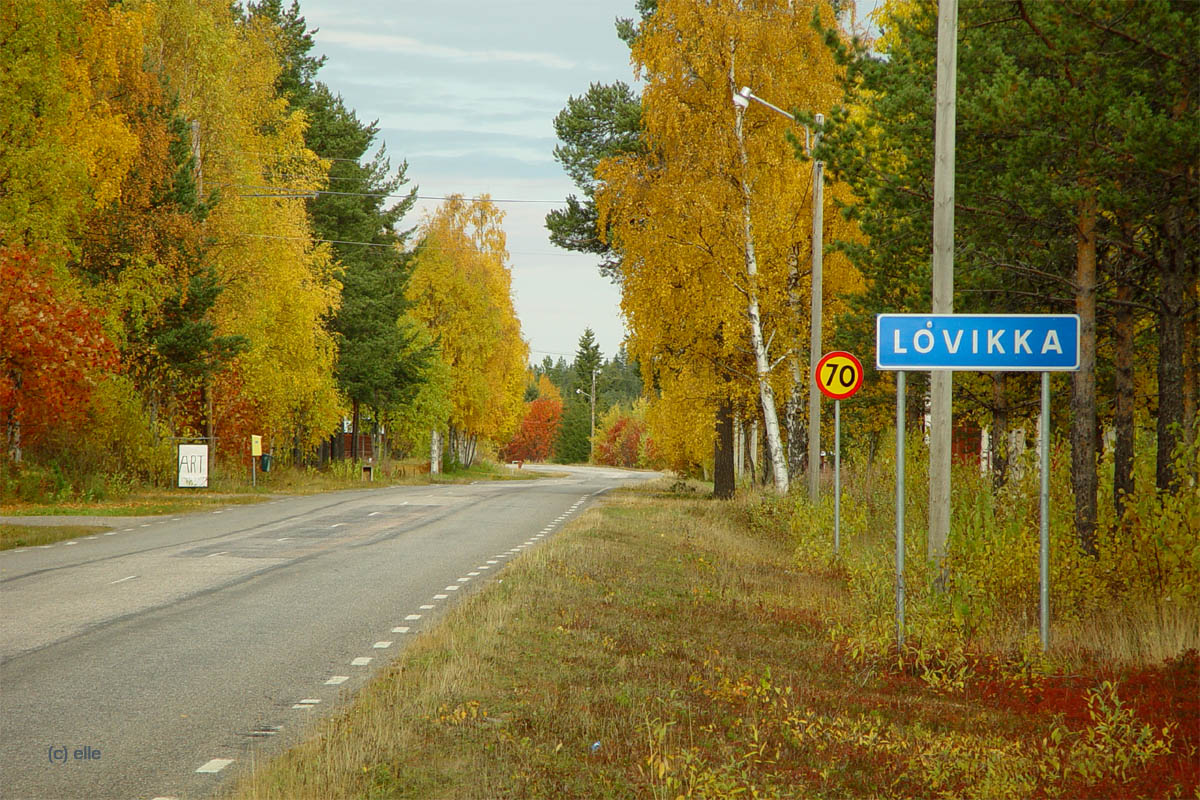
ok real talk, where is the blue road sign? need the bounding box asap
[876,314,1080,371]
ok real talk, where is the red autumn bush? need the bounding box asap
[500,395,563,463]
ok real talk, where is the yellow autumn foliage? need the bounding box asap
[139,0,342,449]
[408,196,528,451]
[598,0,862,473]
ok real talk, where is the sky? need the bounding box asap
[293,0,642,365]
[292,1,883,367]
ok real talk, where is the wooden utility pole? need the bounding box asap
[929,0,958,564]
[807,123,824,503]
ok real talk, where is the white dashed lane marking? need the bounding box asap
[373,641,392,649]
[405,614,422,620]
[351,657,372,666]
[109,575,138,585]
[292,698,321,709]
[434,593,449,599]
[325,676,349,685]
[196,758,234,773]
[391,626,410,634]
[444,586,460,591]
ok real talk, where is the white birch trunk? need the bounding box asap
[430,430,442,474]
[734,87,789,494]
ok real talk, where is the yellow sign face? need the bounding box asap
[815,351,865,400]
[251,435,262,457]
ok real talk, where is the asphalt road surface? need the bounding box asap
[0,465,658,800]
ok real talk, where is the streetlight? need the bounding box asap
[732,86,824,503]
[575,368,597,462]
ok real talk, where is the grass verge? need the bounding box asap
[223,480,1196,799]
[0,460,548,520]
[0,523,111,549]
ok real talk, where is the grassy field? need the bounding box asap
[223,480,1196,800]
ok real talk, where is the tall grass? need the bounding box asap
[780,427,1199,671]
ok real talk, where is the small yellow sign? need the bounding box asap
[251,435,262,457]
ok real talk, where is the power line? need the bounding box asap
[232,184,562,204]
[243,233,395,249]
[241,233,582,257]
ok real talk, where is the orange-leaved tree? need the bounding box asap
[0,247,117,463]
[501,396,564,464]
[593,400,654,469]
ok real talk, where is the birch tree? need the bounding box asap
[598,0,858,493]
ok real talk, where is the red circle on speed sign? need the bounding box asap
[815,351,864,400]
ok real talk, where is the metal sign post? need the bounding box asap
[815,351,865,559]
[251,435,262,488]
[895,371,907,648]
[1040,372,1051,650]
[876,314,1079,652]
[834,399,841,554]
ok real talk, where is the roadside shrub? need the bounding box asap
[787,425,1198,674]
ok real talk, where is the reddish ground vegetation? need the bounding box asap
[971,649,1199,799]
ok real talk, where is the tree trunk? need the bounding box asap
[785,246,808,482]
[1072,194,1099,557]
[785,359,807,481]
[1184,276,1198,452]
[1156,209,1190,492]
[1113,278,1136,519]
[713,400,735,499]
[761,401,775,487]
[430,429,442,474]
[991,373,1009,490]
[734,100,789,494]
[4,370,20,464]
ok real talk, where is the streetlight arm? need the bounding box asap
[733,86,823,155]
[735,86,794,122]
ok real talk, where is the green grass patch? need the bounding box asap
[224,480,1192,799]
[0,492,269,518]
[0,523,111,550]
[0,459,548,518]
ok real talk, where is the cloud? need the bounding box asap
[318,29,577,71]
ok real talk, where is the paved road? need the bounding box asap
[0,466,657,800]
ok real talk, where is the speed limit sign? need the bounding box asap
[815,351,864,400]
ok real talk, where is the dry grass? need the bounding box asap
[0,523,110,549]
[1059,601,1200,667]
